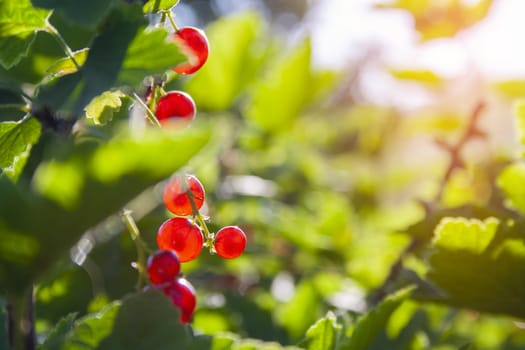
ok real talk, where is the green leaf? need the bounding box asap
[61,301,120,350]
[143,0,179,13]
[0,0,51,68]
[244,38,313,132]
[45,48,89,78]
[497,162,525,215]
[38,313,77,350]
[425,217,525,317]
[96,290,191,350]
[493,80,525,99]
[31,0,115,29]
[0,117,41,181]
[343,287,413,350]
[185,11,264,111]
[117,28,186,87]
[84,90,125,125]
[303,312,341,350]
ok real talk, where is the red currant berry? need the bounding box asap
[172,27,209,75]
[157,217,203,262]
[213,226,247,259]
[163,174,205,216]
[146,249,181,285]
[155,91,196,126]
[163,277,196,323]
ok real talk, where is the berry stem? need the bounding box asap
[132,92,162,128]
[186,189,215,252]
[164,10,180,32]
[45,23,81,71]
[120,209,152,290]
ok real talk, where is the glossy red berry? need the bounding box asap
[172,26,209,75]
[163,174,205,216]
[155,91,196,125]
[163,277,196,323]
[147,249,181,285]
[157,217,203,262]
[213,226,247,259]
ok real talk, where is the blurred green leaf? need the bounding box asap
[425,217,525,317]
[0,0,51,68]
[38,313,77,350]
[84,90,125,125]
[0,117,41,181]
[31,0,115,29]
[497,162,525,215]
[143,0,179,13]
[303,312,341,350]
[343,287,413,350]
[389,69,443,86]
[96,290,191,350]
[45,48,89,78]
[185,11,265,111]
[277,280,320,341]
[493,80,525,99]
[245,39,313,132]
[61,301,120,350]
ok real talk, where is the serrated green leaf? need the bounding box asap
[426,217,525,317]
[143,0,179,13]
[432,217,499,254]
[0,0,51,68]
[185,11,264,111]
[96,290,191,350]
[61,301,120,350]
[38,313,77,350]
[45,48,89,78]
[303,312,341,350]
[0,117,41,181]
[84,90,125,125]
[497,162,525,215]
[343,287,413,350]
[117,27,185,87]
[245,38,313,132]
[31,0,114,29]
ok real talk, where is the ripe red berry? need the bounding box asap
[147,249,181,285]
[155,91,196,125]
[213,226,247,259]
[157,217,203,262]
[163,174,205,216]
[163,277,196,323]
[172,26,209,75]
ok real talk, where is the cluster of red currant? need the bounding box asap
[144,23,209,127]
[146,174,247,323]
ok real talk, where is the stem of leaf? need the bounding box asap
[0,104,30,113]
[46,23,81,71]
[120,209,153,290]
[132,92,162,128]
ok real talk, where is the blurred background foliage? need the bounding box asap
[3,0,525,349]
